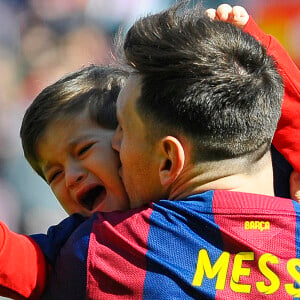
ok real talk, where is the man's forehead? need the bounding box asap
[117,74,142,114]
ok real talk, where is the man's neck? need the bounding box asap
[169,152,275,200]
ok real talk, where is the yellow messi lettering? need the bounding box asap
[230,252,254,293]
[256,253,280,294]
[192,249,230,290]
[285,258,300,297]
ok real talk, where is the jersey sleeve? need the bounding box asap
[244,16,300,172]
[0,221,47,300]
[30,213,87,266]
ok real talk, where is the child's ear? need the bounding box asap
[158,136,185,187]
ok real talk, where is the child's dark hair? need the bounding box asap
[20,64,129,179]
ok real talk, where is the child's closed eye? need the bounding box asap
[77,143,94,156]
[48,170,63,184]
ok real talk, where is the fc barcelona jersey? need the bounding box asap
[35,190,300,299]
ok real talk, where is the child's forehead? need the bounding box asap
[44,107,113,140]
[55,105,90,121]
[48,107,93,128]
[36,112,113,162]
[40,110,90,141]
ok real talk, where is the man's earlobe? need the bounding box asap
[159,136,185,186]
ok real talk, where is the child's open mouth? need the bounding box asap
[79,185,106,211]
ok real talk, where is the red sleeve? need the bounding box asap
[0,221,47,299]
[244,16,300,172]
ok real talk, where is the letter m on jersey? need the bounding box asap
[192,249,230,290]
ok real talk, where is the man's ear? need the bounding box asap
[158,136,185,187]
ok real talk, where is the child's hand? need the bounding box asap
[205,4,249,29]
[290,171,300,202]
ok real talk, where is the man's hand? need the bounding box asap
[290,171,300,202]
[205,4,249,29]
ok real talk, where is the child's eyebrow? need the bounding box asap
[68,134,96,147]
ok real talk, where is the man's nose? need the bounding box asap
[111,125,121,152]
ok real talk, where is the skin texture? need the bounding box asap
[205,4,249,29]
[37,108,129,216]
[112,75,164,209]
[290,171,300,202]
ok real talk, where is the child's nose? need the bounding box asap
[65,165,86,188]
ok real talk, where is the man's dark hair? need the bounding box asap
[20,64,129,178]
[123,1,283,162]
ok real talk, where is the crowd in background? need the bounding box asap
[0,0,299,235]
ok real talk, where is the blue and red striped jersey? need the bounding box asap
[36,190,300,299]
